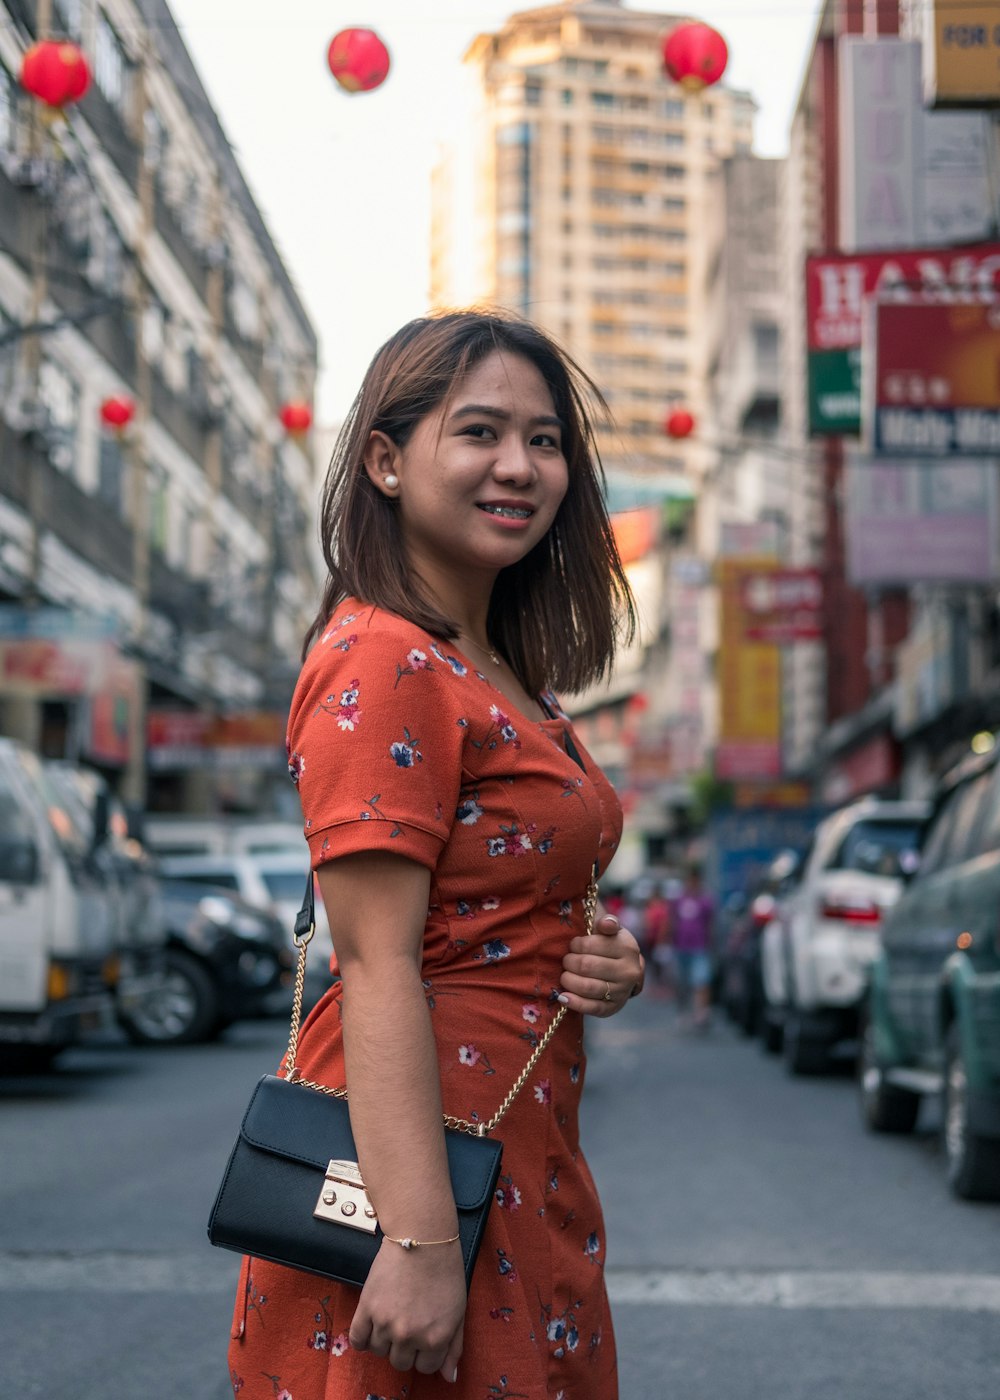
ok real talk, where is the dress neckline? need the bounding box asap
[445,641,566,729]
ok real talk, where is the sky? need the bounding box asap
[165,0,825,423]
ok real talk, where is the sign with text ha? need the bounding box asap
[866,296,1000,456]
[805,242,1000,436]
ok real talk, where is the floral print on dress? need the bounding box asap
[234,602,622,1399]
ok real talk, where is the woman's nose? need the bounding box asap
[495,439,536,483]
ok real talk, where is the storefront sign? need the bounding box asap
[805,242,1000,435]
[740,568,823,643]
[717,558,782,782]
[867,295,1000,455]
[845,458,999,584]
[921,0,1000,107]
[147,710,286,772]
[838,37,993,252]
[822,733,899,804]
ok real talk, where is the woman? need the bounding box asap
[228,310,644,1399]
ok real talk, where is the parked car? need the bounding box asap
[0,741,120,1068]
[154,851,334,1009]
[760,798,928,1075]
[41,761,168,1033]
[118,878,293,1045]
[860,743,1000,1199]
[721,849,802,1040]
[142,815,305,860]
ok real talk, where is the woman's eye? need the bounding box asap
[532,433,560,449]
[463,424,496,440]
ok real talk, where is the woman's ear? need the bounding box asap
[363,431,402,498]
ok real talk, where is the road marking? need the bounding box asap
[2,1253,999,1311]
[606,1269,1000,1311]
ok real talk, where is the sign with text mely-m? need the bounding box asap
[867,296,1000,455]
[805,242,1000,435]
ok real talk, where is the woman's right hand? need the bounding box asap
[349,1238,466,1382]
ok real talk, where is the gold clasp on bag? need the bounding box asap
[313,1159,379,1234]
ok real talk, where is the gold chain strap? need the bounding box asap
[284,876,600,1137]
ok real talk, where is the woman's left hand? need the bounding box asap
[559,915,645,1017]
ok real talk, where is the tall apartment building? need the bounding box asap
[430,0,756,485]
[0,0,320,811]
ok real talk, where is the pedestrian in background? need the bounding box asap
[226,309,645,1399]
[671,865,715,1029]
[644,884,674,995]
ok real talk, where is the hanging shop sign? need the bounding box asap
[865,295,1000,456]
[740,568,823,644]
[838,37,993,252]
[805,242,1000,435]
[716,558,782,782]
[844,458,999,585]
[921,1,1000,108]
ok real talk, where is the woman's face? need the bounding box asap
[373,350,570,590]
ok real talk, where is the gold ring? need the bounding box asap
[603,981,613,1002]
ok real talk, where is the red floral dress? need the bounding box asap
[227,601,623,1400]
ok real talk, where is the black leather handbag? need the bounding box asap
[207,871,595,1290]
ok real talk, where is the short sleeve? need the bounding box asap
[285,613,470,872]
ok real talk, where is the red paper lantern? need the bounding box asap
[326,28,391,94]
[662,22,729,92]
[100,396,135,433]
[20,40,91,109]
[279,401,313,437]
[665,408,695,440]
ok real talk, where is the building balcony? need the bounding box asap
[77,84,140,191]
[152,186,210,305]
[149,367,212,468]
[148,550,214,634]
[0,425,134,587]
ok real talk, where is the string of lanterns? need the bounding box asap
[21,17,727,444]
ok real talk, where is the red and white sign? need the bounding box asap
[806,243,1000,352]
[740,568,823,643]
[716,741,782,782]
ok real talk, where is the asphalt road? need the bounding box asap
[3,993,999,1399]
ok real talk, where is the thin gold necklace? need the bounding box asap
[459,633,502,668]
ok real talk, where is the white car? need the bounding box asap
[155,850,335,1010]
[760,798,928,1074]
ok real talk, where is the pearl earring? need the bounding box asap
[384,474,399,490]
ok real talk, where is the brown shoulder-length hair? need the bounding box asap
[303,308,636,697]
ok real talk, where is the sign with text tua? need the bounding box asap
[866,295,1000,455]
[805,242,1000,435]
[921,0,1000,107]
[838,37,994,252]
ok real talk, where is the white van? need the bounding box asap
[0,740,121,1066]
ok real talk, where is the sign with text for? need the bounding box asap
[805,243,1000,435]
[922,0,1000,107]
[867,296,1000,455]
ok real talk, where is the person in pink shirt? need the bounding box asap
[671,866,714,1028]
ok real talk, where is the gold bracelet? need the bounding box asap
[383,1232,460,1251]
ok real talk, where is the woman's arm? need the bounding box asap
[317,850,465,1383]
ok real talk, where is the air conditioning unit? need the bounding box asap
[4,395,49,437]
[4,155,50,190]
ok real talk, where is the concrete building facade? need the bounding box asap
[430,0,756,486]
[0,0,320,811]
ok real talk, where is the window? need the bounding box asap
[561,88,574,106]
[95,14,131,114]
[525,83,541,106]
[0,64,13,154]
[55,0,82,37]
[37,359,78,472]
[149,463,169,554]
[665,132,685,148]
[592,124,615,144]
[969,766,1000,856]
[662,99,685,119]
[497,121,532,147]
[98,434,126,511]
[591,91,615,109]
[833,819,926,878]
[664,197,686,213]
